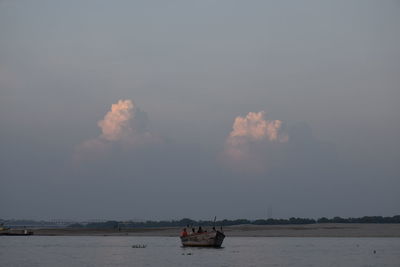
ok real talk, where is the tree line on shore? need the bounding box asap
[2,215,399,229]
[68,215,400,229]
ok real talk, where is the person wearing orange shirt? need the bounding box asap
[180,228,188,237]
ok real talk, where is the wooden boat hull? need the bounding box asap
[180,231,225,247]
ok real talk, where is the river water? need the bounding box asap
[1,236,399,266]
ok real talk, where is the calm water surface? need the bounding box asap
[0,236,399,266]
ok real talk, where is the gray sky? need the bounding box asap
[1,0,399,221]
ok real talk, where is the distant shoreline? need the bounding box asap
[15,224,400,237]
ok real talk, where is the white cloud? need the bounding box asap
[223,111,288,172]
[74,99,159,161]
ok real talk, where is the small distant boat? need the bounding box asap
[180,230,225,247]
[132,244,147,248]
[0,226,33,236]
[0,232,33,236]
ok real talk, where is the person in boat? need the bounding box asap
[197,226,204,234]
[191,228,196,235]
[180,228,188,237]
[212,226,216,232]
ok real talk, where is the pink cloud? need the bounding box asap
[223,111,288,172]
[74,99,160,162]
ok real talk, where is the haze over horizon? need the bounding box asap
[1,1,399,221]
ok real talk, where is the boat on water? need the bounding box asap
[0,224,33,236]
[0,230,33,236]
[180,230,225,247]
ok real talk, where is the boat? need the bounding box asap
[180,230,225,247]
[0,225,33,236]
[0,231,33,236]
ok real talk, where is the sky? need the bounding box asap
[0,0,399,221]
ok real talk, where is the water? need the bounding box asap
[1,236,399,267]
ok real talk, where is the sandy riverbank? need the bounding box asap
[26,224,400,237]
